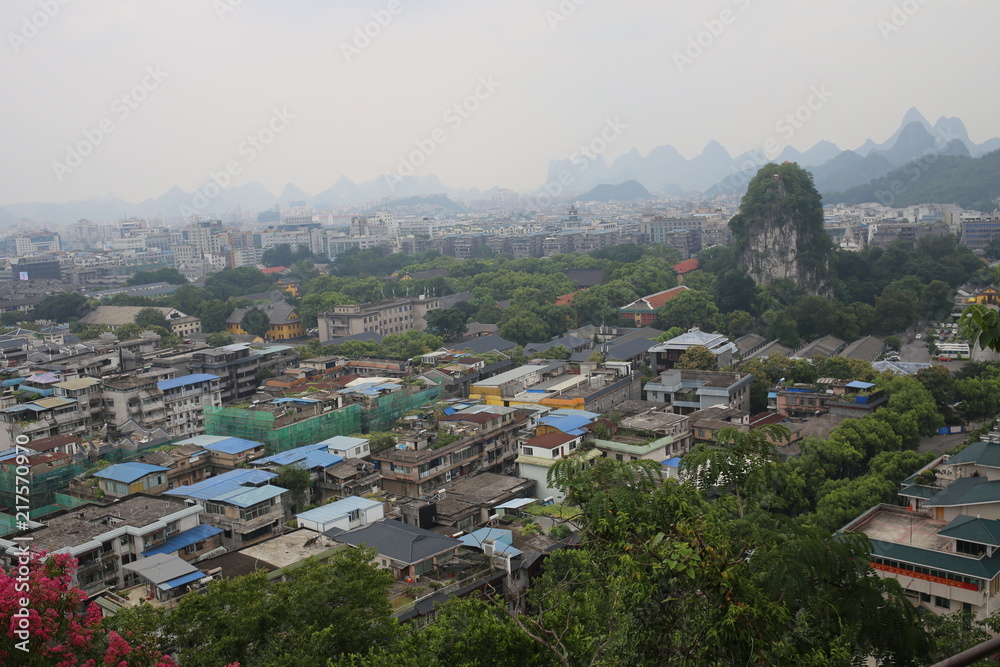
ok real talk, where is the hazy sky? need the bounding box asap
[2,0,997,204]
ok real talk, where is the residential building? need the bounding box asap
[165,469,289,549]
[334,518,464,580]
[187,344,260,403]
[101,374,169,433]
[516,443,602,502]
[644,369,752,415]
[373,406,529,498]
[0,495,214,597]
[94,463,169,498]
[619,286,690,327]
[317,296,441,341]
[468,362,640,413]
[648,329,738,373]
[295,496,384,534]
[157,374,222,439]
[226,300,306,341]
[79,306,201,337]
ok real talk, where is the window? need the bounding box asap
[241,501,273,521]
[935,596,951,610]
[522,447,534,456]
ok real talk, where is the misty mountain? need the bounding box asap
[578,180,651,203]
[827,148,1000,212]
[278,183,312,206]
[362,194,465,214]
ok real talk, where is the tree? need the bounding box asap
[205,331,235,347]
[538,345,571,360]
[275,464,312,514]
[424,308,467,341]
[134,307,171,330]
[652,290,721,331]
[198,299,232,333]
[241,307,272,339]
[674,344,717,370]
[0,552,178,666]
[366,432,397,455]
[113,549,396,667]
[766,310,800,347]
[884,335,902,350]
[33,292,90,322]
[726,310,756,338]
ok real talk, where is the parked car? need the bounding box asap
[938,356,952,362]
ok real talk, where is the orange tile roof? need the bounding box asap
[673,258,699,274]
[261,266,286,274]
[555,292,577,306]
[641,286,690,310]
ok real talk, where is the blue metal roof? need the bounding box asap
[157,374,220,391]
[662,457,682,467]
[271,397,319,405]
[211,484,285,508]
[142,525,223,556]
[157,570,207,591]
[296,496,381,524]
[538,414,594,433]
[95,462,169,484]
[164,469,276,500]
[201,437,263,455]
[253,443,325,465]
[845,380,876,390]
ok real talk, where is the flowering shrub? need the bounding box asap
[0,551,178,666]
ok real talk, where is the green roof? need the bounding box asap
[925,477,1000,508]
[869,538,1000,580]
[938,515,1000,547]
[899,485,938,500]
[592,437,675,456]
[943,442,1000,468]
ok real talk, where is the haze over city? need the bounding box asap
[3,0,999,205]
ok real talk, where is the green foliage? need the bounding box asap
[134,307,171,330]
[274,464,312,514]
[205,331,235,347]
[831,148,1000,212]
[33,292,91,322]
[241,307,272,339]
[424,307,467,341]
[155,550,395,667]
[366,432,397,454]
[262,243,324,268]
[674,344,717,370]
[730,162,832,288]
[652,289,722,332]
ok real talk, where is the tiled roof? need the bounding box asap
[925,476,1000,507]
[938,515,1000,547]
[524,432,579,450]
[335,519,462,565]
[943,442,1000,469]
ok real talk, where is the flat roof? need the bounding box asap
[296,496,382,524]
[472,364,551,387]
[18,496,191,552]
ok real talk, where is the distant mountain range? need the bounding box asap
[828,147,1000,212]
[578,180,651,203]
[4,108,999,224]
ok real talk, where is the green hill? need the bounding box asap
[828,147,1000,211]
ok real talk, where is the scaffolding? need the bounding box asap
[364,386,443,433]
[204,404,364,455]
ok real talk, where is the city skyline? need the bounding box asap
[3,0,998,205]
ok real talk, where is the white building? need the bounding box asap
[295,496,384,534]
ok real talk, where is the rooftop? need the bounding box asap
[157,374,220,392]
[17,496,191,552]
[94,462,169,484]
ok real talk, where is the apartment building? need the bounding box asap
[372,406,529,498]
[318,296,441,341]
[158,374,223,439]
[187,344,260,403]
[644,369,752,415]
[0,496,215,598]
[165,469,289,549]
